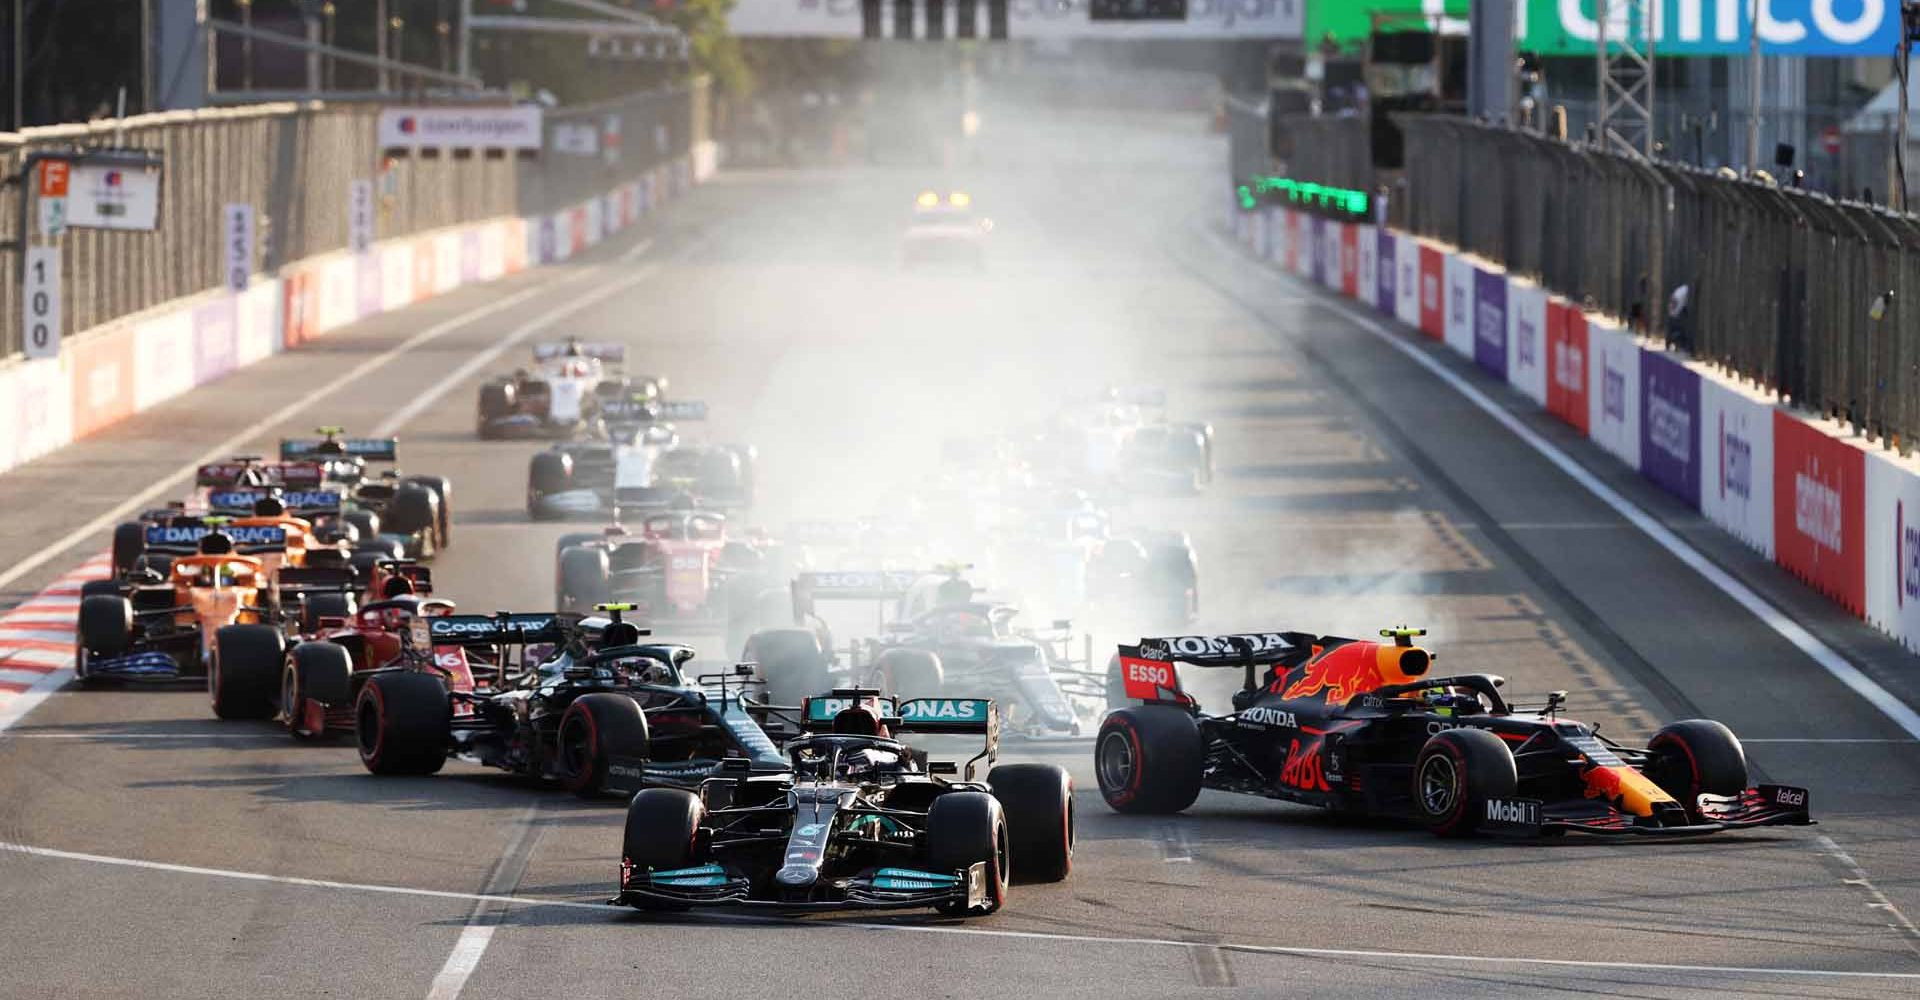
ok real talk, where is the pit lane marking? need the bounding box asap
[0,233,663,598]
[1204,227,1920,743]
[6,838,1916,984]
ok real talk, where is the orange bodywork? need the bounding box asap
[1280,641,1431,703]
[1581,763,1677,817]
[227,515,316,573]
[169,556,270,651]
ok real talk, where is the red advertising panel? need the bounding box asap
[1546,302,1589,433]
[1417,245,1444,339]
[1282,211,1301,274]
[1339,223,1358,297]
[411,241,437,303]
[1773,412,1867,616]
[69,326,136,436]
[282,272,315,349]
[570,206,589,255]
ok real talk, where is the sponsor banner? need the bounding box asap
[433,233,461,294]
[1774,412,1866,616]
[570,205,591,256]
[1506,278,1548,404]
[1339,222,1360,297]
[284,268,319,349]
[315,256,357,334]
[479,222,506,282]
[1472,266,1508,379]
[411,241,437,303]
[1285,211,1304,275]
[1639,350,1703,508]
[1518,0,1897,57]
[460,230,482,284]
[237,278,281,365]
[728,1,1304,38]
[1374,226,1395,314]
[1865,452,1920,646]
[377,107,543,151]
[1321,220,1343,290]
[1418,244,1444,338]
[504,218,528,274]
[133,308,195,411]
[1700,377,1775,558]
[11,357,71,467]
[1309,216,1326,285]
[355,251,382,319]
[69,324,136,437]
[382,241,413,312]
[1442,254,1474,358]
[1586,320,1641,468]
[1546,300,1589,433]
[693,140,718,181]
[535,214,559,265]
[584,198,604,246]
[1395,233,1420,326]
[191,296,238,385]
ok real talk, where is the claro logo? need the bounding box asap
[1553,342,1583,393]
[1422,273,1438,309]
[1793,467,1844,554]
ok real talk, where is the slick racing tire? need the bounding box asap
[77,594,133,658]
[747,629,832,706]
[927,792,1009,917]
[1415,728,1518,837]
[404,476,454,549]
[874,648,944,700]
[478,381,516,430]
[292,641,354,707]
[988,764,1074,883]
[80,580,122,600]
[210,624,287,721]
[554,532,604,568]
[383,484,440,546]
[1646,719,1749,821]
[622,789,705,911]
[355,672,451,776]
[111,522,147,576]
[1096,706,1203,815]
[557,693,650,798]
[527,452,572,515]
[344,509,381,543]
[557,546,611,613]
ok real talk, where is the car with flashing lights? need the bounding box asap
[1094,628,1814,838]
[742,568,1105,738]
[553,501,794,654]
[902,189,991,268]
[351,605,793,796]
[279,428,452,563]
[476,338,665,439]
[615,688,1071,915]
[525,401,756,520]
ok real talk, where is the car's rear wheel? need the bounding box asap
[383,485,439,551]
[287,641,354,739]
[111,522,147,576]
[1096,706,1203,815]
[355,672,450,775]
[1646,719,1748,821]
[557,546,610,613]
[1414,728,1517,837]
[405,476,454,549]
[300,592,357,633]
[989,764,1074,883]
[528,452,572,515]
[927,791,1009,916]
[210,624,286,721]
[620,788,705,910]
[557,693,649,797]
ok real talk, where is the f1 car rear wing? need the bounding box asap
[410,612,576,648]
[196,460,326,489]
[800,689,999,776]
[143,524,287,556]
[791,569,919,610]
[1117,632,1320,703]
[206,489,342,517]
[533,341,624,364]
[280,437,398,462]
[275,565,357,596]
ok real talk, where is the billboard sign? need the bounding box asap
[1519,0,1897,56]
[728,0,1303,38]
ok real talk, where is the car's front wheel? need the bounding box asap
[1414,728,1517,837]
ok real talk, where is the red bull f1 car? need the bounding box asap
[1095,628,1813,838]
[615,689,1072,915]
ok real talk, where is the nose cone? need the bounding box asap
[775,865,817,888]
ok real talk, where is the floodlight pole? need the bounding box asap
[1746,0,1762,172]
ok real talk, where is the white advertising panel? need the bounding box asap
[1506,277,1549,405]
[1585,321,1642,469]
[1442,253,1474,358]
[1699,376,1776,559]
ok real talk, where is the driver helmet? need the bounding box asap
[381,575,416,599]
[608,654,670,686]
[252,495,286,517]
[1422,688,1482,717]
[602,619,643,647]
[833,705,888,739]
[935,577,973,607]
[197,531,234,555]
[563,338,584,358]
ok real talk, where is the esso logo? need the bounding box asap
[1126,660,1174,688]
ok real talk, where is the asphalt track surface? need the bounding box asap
[1,108,1918,999]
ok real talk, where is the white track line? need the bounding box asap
[0,838,1914,983]
[1210,228,1920,741]
[0,242,643,596]
[426,802,545,1000]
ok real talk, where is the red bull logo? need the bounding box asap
[1579,763,1672,817]
[1279,642,1428,703]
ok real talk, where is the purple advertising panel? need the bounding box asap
[1472,268,1508,380]
[537,216,558,265]
[356,251,383,319]
[192,297,238,384]
[1309,216,1326,286]
[1376,228,1396,314]
[1640,350,1703,508]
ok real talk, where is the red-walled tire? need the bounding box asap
[1414,728,1517,837]
[989,763,1074,883]
[355,672,450,775]
[1095,706,1202,815]
[556,693,649,797]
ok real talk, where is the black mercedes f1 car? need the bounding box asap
[615,689,1072,915]
[1095,628,1813,838]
